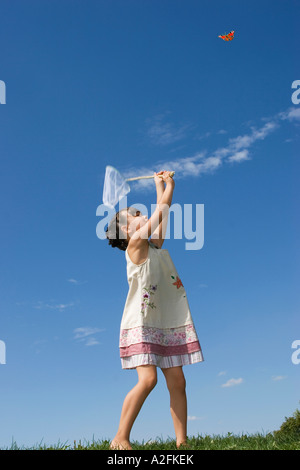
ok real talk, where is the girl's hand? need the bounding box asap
[162,170,175,187]
[154,171,165,185]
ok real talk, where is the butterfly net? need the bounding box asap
[102,165,131,209]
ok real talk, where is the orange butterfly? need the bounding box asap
[218,30,235,41]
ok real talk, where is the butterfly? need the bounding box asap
[218,30,235,41]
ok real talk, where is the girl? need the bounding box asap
[105,170,204,450]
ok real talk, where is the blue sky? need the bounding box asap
[0,0,299,448]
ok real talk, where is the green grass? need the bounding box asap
[3,433,300,450]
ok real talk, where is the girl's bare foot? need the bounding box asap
[177,440,189,449]
[109,438,132,450]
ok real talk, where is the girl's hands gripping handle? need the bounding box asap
[131,171,175,242]
[154,170,175,186]
[154,170,174,204]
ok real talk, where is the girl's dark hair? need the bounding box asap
[105,208,130,251]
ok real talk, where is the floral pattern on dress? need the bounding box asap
[171,275,183,289]
[120,324,199,348]
[171,275,185,297]
[141,284,157,315]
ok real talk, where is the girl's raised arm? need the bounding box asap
[131,173,175,244]
[150,171,170,247]
[154,171,165,204]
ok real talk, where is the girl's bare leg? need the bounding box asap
[162,366,187,448]
[110,365,157,450]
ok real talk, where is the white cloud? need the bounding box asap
[223,121,278,161]
[196,131,211,140]
[228,133,254,151]
[73,327,104,347]
[286,108,300,121]
[129,106,297,191]
[146,114,192,146]
[166,153,221,177]
[271,375,287,381]
[85,337,100,347]
[188,415,204,421]
[218,371,227,376]
[228,149,250,163]
[221,378,244,388]
[73,327,104,339]
[34,301,75,312]
[278,107,300,122]
[67,278,87,285]
[198,283,208,288]
[126,151,222,190]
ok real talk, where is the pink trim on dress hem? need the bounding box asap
[119,324,200,349]
[120,340,201,357]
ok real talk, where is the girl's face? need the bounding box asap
[126,207,148,235]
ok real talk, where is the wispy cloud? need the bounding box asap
[163,152,221,178]
[278,107,300,121]
[228,149,250,162]
[67,278,87,285]
[146,113,193,146]
[195,131,211,140]
[198,283,208,288]
[271,375,287,381]
[188,415,205,421]
[125,151,219,185]
[34,300,75,312]
[213,120,278,164]
[130,106,298,189]
[221,378,244,388]
[73,326,105,346]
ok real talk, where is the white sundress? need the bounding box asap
[119,241,204,369]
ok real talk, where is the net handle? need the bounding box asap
[126,171,175,182]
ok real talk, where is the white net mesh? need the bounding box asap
[102,166,175,209]
[102,165,131,209]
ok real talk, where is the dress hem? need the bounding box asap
[120,351,204,370]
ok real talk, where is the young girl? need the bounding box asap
[105,170,204,450]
